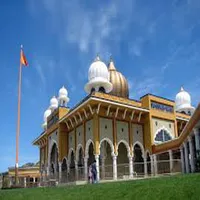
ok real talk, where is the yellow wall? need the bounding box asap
[143,113,152,153]
[93,113,100,155]
[9,167,40,177]
[58,123,68,162]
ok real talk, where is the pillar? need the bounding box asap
[194,128,200,153]
[101,157,106,179]
[84,157,88,181]
[144,156,147,177]
[24,177,26,188]
[129,156,133,178]
[95,154,100,182]
[9,177,12,187]
[153,154,158,175]
[46,166,50,177]
[113,154,117,180]
[184,142,189,173]
[180,146,185,173]
[58,162,62,182]
[75,160,78,181]
[66,160,69,174]
[189,137,195,173]
[40,170,43,183]
[150,155,154,176]
[33,177,35,183]
[169,150,173,173]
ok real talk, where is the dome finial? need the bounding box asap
[108,56,116,71]
[180,86,184,91]
[110,54,113,62]
[94,53,100,61]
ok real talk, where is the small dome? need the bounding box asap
[50,96,58,110]
[108,59,129,98]
[59,86,68,97]
[43,108,51,122]
[58,86,69,102]
[175,87,191,110]
[85,55,113,94]
[88,56,109,81]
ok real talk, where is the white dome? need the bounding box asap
[175,87,192,110]
[59,86,68,97]
[43,108,51,122]
[58,86,69,106]
[50,96,58,110]
[88,56,109,81]
[85,55,113,94]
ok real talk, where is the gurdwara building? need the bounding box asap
[33,56,200,183]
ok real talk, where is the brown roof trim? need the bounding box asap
[140,93,174,103]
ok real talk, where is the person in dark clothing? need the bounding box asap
[91,160,97,183]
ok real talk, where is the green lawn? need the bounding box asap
[1,173,200,200]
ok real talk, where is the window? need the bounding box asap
[155,121,158,126]
[155,129,172,143]
[79,132,80,136]
[136,130,139,134]
[105,125,107,129]
[121,128,124,132]
[91,88,95,93]
[88,127,90,131]
[30,177,33,182]
[169,124,171,128]
[99,87,105,93]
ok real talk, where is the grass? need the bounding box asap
[1,173,200,200]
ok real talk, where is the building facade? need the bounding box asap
[1,162,40,188]
[33,56,200,183]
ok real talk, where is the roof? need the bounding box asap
[140,93,175,103]
[8,162,39,170]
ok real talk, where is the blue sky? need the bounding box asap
[0,0,200,172]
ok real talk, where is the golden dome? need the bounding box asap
[108,58,129,98]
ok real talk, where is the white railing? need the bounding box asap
[7,159,181,187]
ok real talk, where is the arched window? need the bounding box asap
[90,88,95,94]
[181,111,186,114]
[155,129,172,143]
[99,87,105,93]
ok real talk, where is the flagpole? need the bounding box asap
[15,45,23,185]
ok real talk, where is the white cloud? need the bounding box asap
[35,60,46,86]
[187,77,200,106]
[129,37,145,57]
[23,77,31,90]
[28,0,134,55]
[161,45,183,72]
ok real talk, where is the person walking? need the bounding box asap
[88,165,93,184]
[91,160,97,183]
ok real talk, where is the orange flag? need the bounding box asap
[20,48,28,66]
